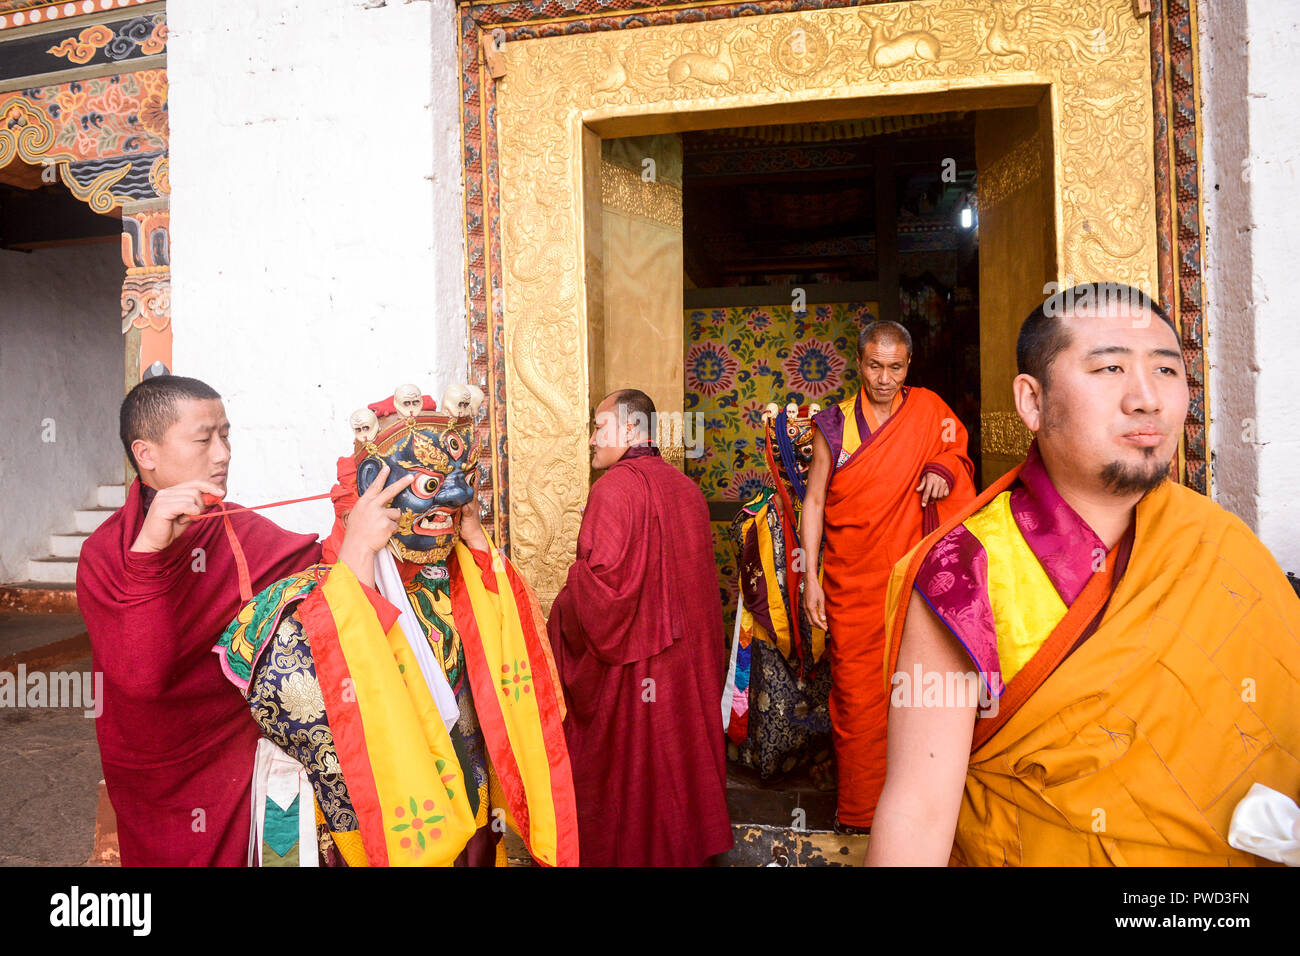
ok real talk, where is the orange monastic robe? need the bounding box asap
[814,386,976,827]
[884,449,1300,865]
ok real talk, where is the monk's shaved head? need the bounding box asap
[120,375,222,472]
[1018,282,1176,387]
[591,387,657,469]
[858,320,912,359]
[605,388,656,439]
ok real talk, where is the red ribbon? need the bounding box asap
[192,491,334,603]
[189,491,334,521]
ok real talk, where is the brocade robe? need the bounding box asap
[215,510,577,867]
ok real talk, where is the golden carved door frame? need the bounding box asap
[494,0,1157,604]
[588,133,687,470]
[976,98,1058,486]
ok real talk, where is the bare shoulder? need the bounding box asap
[901,587,970,668]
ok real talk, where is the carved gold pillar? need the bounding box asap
[598,134,685,468]
[976,100,1054,485]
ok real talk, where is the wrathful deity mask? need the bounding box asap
[350,385,482,565]
[762,402,821,505]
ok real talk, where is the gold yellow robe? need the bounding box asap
[884,449,1300,866]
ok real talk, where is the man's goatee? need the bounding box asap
[1099,455,1171,496]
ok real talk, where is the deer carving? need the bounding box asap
[667,40,735,85]
[860,12,941,69]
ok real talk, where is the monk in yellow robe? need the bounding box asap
[801,320,976,831]
[868,284,1300,866]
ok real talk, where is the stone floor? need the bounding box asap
[0,611,86,660]
[0,654,101,866]
[0,602,860,866]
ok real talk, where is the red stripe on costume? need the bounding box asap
[461,545,501,594]
[299,581,389,866]
[356,579,401,633]
[449,560,535,855]
[729,708,748,745]
[499,556,580,868]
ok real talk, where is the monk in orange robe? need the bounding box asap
[868,283,1300,866]
[801,320,976,831]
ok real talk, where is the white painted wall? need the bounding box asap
[167,0,468,536]
[0,243,124,582]
[163,0,1300,566]
[1201,0,1300,573]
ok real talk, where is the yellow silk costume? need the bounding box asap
[885,463,1300,866]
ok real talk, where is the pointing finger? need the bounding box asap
[374,474,415,505]
[361,462,392,499]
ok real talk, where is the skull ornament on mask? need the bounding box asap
[349,408,379,443]
[441,383,485,421]
[351,389,481,564]
[393,384,424,418]
[767,403,820,505]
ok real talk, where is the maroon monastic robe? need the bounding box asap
[76,480,320,866]
[549,446,733,866]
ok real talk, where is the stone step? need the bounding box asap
[96,485,126,510]
[719,823,868,867]
[0,584,77,613]
[90,780,120,866]
[726,777,837,831]
[26,557,78,586]
[724,760,836,828]
[49,532,90,559]
[72,508,115,535]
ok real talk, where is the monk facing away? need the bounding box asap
[76,376,322,865]
[867,283,1300,866]
[801,320,977,831]
[548,388,734,866]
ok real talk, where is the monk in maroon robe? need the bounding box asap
[77,377,319,865]
[549,389,733,866]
